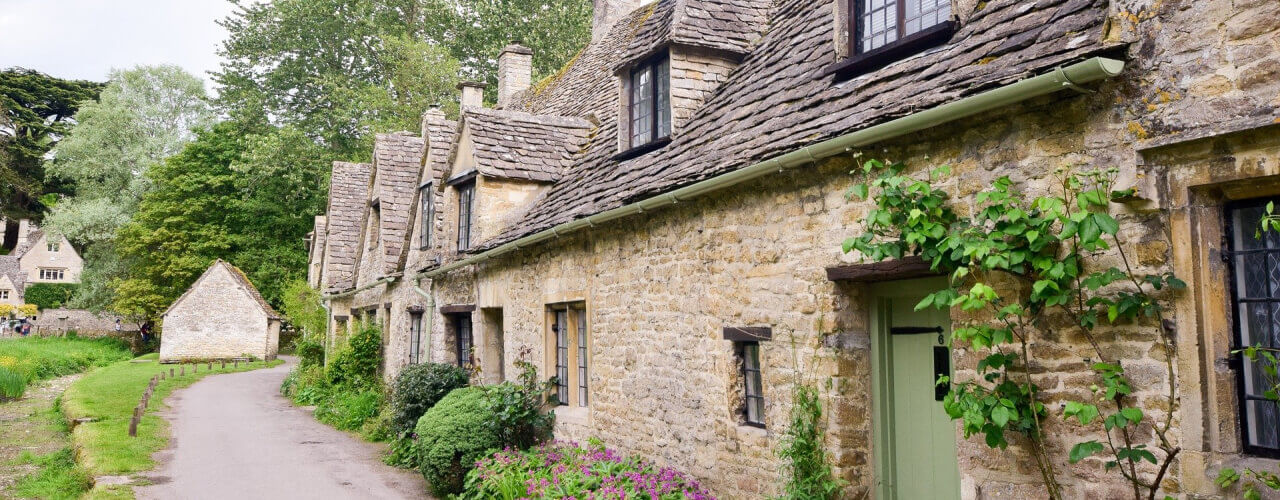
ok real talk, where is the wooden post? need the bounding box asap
[234,360,238,368]
[207,362,212,371]
[221,360,226,369]
[128,414,138,437]
[169,368,174,377]
[193,363,197,374]
[180,365,185,376]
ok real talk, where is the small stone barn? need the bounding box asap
[160,260,281,362]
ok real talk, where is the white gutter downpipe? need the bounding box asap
[416,57,1125,280]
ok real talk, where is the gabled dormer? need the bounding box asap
[408,105,459,270]
[441,106,593,252]
[366,132,427,276]
[613,0,772,159]
[320,161,372,294]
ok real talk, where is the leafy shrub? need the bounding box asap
[326,320,382,387]
[315,389,384,431]
[295,334,325,368]
[777,384,843,499]
[483,348,556,450]
[415,387,500,496]
[462,440,716,499]
[0,365,26,399]
[390,362,469,438]
[24,283,79,309]
[281,364,330,405]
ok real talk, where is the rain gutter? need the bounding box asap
[322,275,397,300]
[414,56,1125,280]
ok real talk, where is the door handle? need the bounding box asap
[933,345,950,401]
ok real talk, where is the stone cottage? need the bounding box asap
[4,219,84,287]
[160,260,281,362]
[309,0,1280,497]
[0,255,24,308]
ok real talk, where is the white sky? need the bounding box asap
[0,0,237,91]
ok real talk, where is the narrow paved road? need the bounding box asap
[135,357,428,500]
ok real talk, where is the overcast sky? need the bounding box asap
[0,0,237,91]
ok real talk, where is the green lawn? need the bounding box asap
[59,354,281,498]
[0,336,133,396]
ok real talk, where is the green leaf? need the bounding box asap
[1069,441,1105,463]
[990,405,1010,428]
[850,183,869,200]
[1120,407,1143,423]
[1094,213,1120,235]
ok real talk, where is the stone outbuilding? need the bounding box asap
[160,260,281,362]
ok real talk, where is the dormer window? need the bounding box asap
[627,53,671,152]
[456,181,475,251]
[369,199,381,249]
[419,184,433,250]
[830,0,955,78]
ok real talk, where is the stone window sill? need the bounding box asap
[557,405,590,425]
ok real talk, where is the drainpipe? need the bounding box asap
[411,276,434,363]
[413,57,1125,280]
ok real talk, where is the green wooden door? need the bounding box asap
[871,280,960,499]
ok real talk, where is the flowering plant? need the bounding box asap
[460,440,715,500]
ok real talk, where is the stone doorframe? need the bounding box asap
[1145,123,1280,495]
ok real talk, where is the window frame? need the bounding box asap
[1225,197,1280,458]
[39,268,65,281]
[0,290,8,300]
[456,181,475,252]
[47,240,59,252]
[418,183,434,250]
[409,311,424,364]
[739,341,766,428]
[620,51,672,158]
[453,313,473,368]
[547,304,588,407]
[827,0,956,79]
[369,199,382,250]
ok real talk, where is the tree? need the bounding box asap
[418,0,592,96]
[42,65,213,311]
[0,68,103,218]
[113,121,329,321]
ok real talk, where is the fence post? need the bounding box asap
[221,360,226,369]
[170,367,174,377]
[207,362,212,371]
[180,365,185,376]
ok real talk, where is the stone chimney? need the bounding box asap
[457,81,487,109]
[592,0,648,40]
[497,42,533,109]
[421,103,446,138]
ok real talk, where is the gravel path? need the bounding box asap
[134,357,428,500]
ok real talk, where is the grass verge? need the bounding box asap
[0,336,132,400]
[60,354,280,498]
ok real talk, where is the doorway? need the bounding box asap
[870,278,960,499]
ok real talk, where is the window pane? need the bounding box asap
[903,0,950,36]
[1230,201,1280,453]
[555,310,569,405]
[631,66,653,147]
[577,310,588,406]
[420,187,432,248]
[655,58,670,138]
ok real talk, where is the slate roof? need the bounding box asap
[164,259,280,319]
[0,256,24,299]
[475,0,1114,253]
[620,0,772,66]
[324,161,372,293]
[423,109,459,185]
[372,132,427,275]
[453,108,594,183]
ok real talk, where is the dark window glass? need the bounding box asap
[554,309,569,405]
[741,342,765,427]
[409,312,423,364]
[455,314,472,367]
[419,185,433,249]
[629,55,671,149]
[457,182,474,251]
[1228,199,1280,456]
[854,0,950,54]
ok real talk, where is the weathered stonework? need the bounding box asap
[311,0,1280,497]
[160,260,281,362]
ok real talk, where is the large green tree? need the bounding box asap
[0,68,103,218]
[42,65,214,311]
[214,0,461,155]
[113,121,329,321]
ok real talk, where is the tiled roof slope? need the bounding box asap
[164,259,280,319]
[0,255,24,299]
[479,0,1113,252]
[423,111,459,185]
[15,229,41,258]
[373,132,427,275]
[458,108,594,183]
[324,161,372,293]
[621,0,772,65]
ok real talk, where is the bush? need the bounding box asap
[24,283,79,310]
[482,349,556,450]
[415,387,500,496]
[390,362,469,438]
[315,389,384,431]
[461,440,716,499]
[0,365,26,399]
[295,334,325,368]
[326,320,381,387]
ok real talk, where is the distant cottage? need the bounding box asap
[160,260,281,362]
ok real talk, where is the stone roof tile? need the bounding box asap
[373,132,427,275]
[620,0,772,66]
[473,0,1113,253]
[324,161,372,293]
[0,255,24,300]
[457,108,594,183]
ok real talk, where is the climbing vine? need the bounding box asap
[843,158,1183,499]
